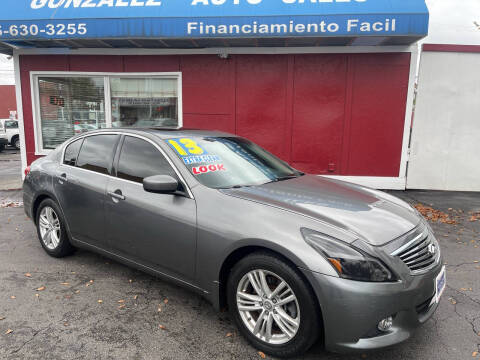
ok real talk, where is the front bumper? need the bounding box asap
[303,259,443,353]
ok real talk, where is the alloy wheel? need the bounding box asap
[39,206,61,250]
[236,269,300,345]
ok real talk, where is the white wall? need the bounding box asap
[0,55,14,85]
[407,50,480,191]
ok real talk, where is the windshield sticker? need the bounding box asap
[192,164,226,175]
[168,138,207,157]
[183,154,221,165]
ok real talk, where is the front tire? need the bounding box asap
[36,199,75,258]
[227,252,320,358]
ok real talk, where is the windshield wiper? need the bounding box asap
[264,173,304,184]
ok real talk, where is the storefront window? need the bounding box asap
[37,77,105,149]
[110,78,179,128]
[34,73,181,153]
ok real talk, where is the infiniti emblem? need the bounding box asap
[427,244,436,255]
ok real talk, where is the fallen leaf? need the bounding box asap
[163,299,169,305]
[25,273,32,278]
[75,290,80,294]
[61,283,70,286]
[474,261,479,263]
[118,304,126,310]
[134,295,138,300]
[258,351,266,359]
[129,279,133,283]
[64,323,69,327]
[157,306,162,312]
[64,295,71,299]
[5,329,13,335]
[118,300,125,303]
[0,317,5,321]
[159,325,166,330]
[226,332,234,337]
[473,351,478,357]
[36,286,46,291]
[98,300,103,304]
[449,298,457,305]
[35,294,39,298]
[10,296,16,299]
[460,288,468,291]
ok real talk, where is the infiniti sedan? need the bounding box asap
[23,129,445,358]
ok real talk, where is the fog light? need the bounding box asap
[377,316,393,332]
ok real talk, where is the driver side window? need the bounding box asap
[117,136,177,184]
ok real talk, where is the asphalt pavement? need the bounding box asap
[0,147,22,190]
[0,189,479,360]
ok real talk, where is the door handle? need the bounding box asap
[108,191,126,201]
[57,173,68,184]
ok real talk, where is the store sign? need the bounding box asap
[0,0,428,40]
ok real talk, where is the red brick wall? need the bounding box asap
[0,85,16,119]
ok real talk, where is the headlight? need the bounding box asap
[301,228,396,282]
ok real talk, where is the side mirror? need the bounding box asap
[143,175,179,194]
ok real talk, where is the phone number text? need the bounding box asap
[0,23,87,37]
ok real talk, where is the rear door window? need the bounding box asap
[117,136,177,183]
[76,135,119,175]
[63,138,84,166]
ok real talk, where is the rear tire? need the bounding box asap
[36,199,75,258]
[13,136,20,150]
[227,252,320,358]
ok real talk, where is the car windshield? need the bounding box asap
[166,136,303,189]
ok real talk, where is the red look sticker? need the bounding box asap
[192,164,226,175]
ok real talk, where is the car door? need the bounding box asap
[54,134,120,248]
[105,135,197,281]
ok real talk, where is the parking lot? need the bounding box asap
[0,146,21,191]
[0,188,479,360]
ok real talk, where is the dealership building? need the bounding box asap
[0,0,429,189]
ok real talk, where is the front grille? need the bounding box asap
[391,229,438,273]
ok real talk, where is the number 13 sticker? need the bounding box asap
[168,138,205,156]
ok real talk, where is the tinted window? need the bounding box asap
[117,136,176,183]
[5,121,18,129]
[76,135,119,175]
[63,138,84,166]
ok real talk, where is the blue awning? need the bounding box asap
[0,0,429,53]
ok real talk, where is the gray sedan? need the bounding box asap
[23,128,445,358]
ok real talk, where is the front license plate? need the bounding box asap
[435,266,446,303]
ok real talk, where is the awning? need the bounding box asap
[0,0,429,54]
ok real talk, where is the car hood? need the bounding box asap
[221,175,420,246]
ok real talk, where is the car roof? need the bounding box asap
[84,127,237,140]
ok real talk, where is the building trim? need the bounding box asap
[398,44,419,182]
[423,44,480,54]
[13,53,28,179]
[14,45,416,57]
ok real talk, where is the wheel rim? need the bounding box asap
[15,139,20,149]
[236,269,300,345]
[39,207,61,250]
